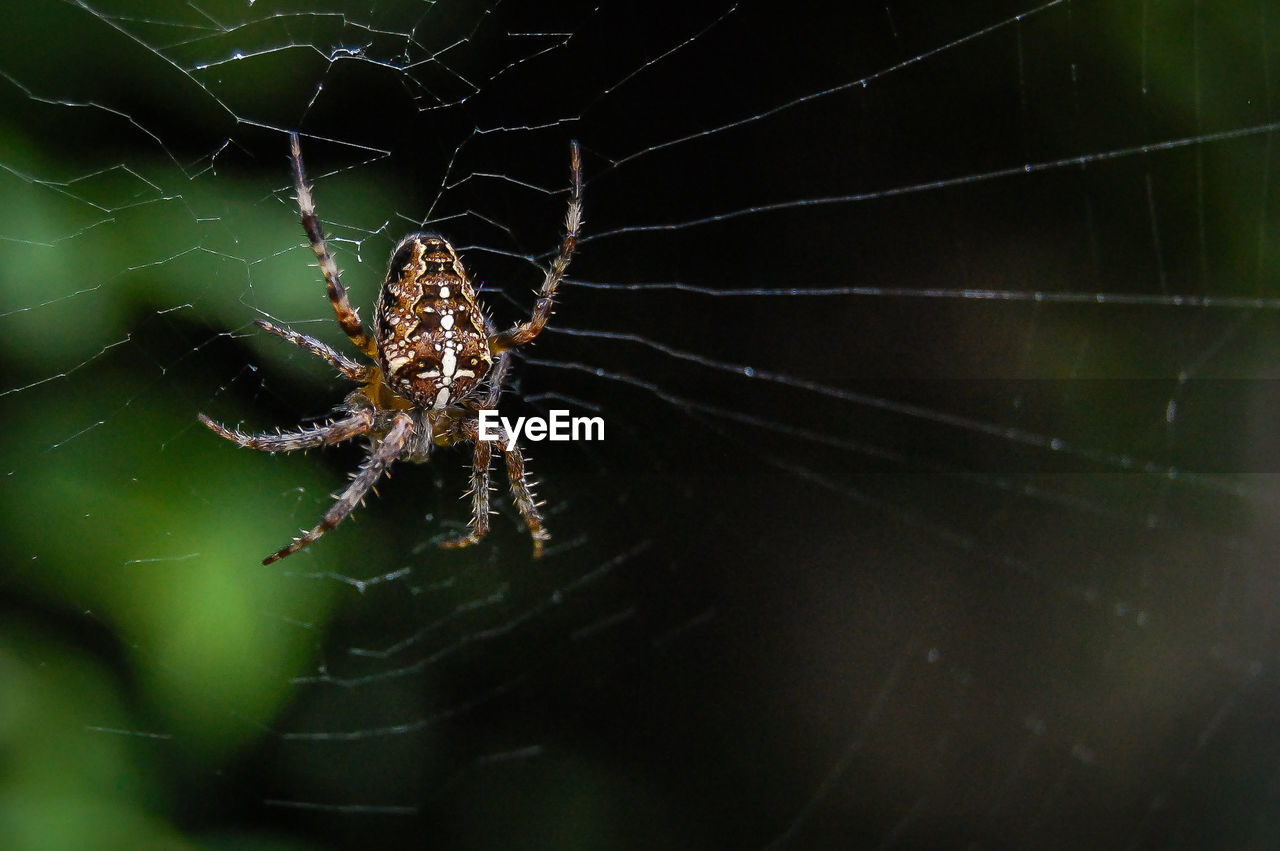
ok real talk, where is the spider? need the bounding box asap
[200,133,582,565]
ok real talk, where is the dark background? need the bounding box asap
[2,1,1279,848]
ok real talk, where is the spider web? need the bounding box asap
[2,0,1279,847]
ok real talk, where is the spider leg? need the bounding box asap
[198,409,374,453]
[254,319,376,382]
[289,132,377,359]
[490,140,583,354]
[263,411,413,565]
[439,419,492,551]
[501,438,550,558]
[440,416,547,556]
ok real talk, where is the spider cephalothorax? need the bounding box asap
[199,133,582,564]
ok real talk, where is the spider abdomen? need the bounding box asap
[375,234,493,409]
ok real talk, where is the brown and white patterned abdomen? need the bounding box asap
[375,234,493,409]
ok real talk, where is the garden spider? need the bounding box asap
[200,133,582,565]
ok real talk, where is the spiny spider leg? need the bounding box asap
[254,319,376,382]
[446,351,511,551]
[198,409,374,453]
[491,140,583,354]
[502,437,549,557]
[440,417,547,557]
[264,412,414,565]
[289,132,376,358]
[440,419,493,551]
